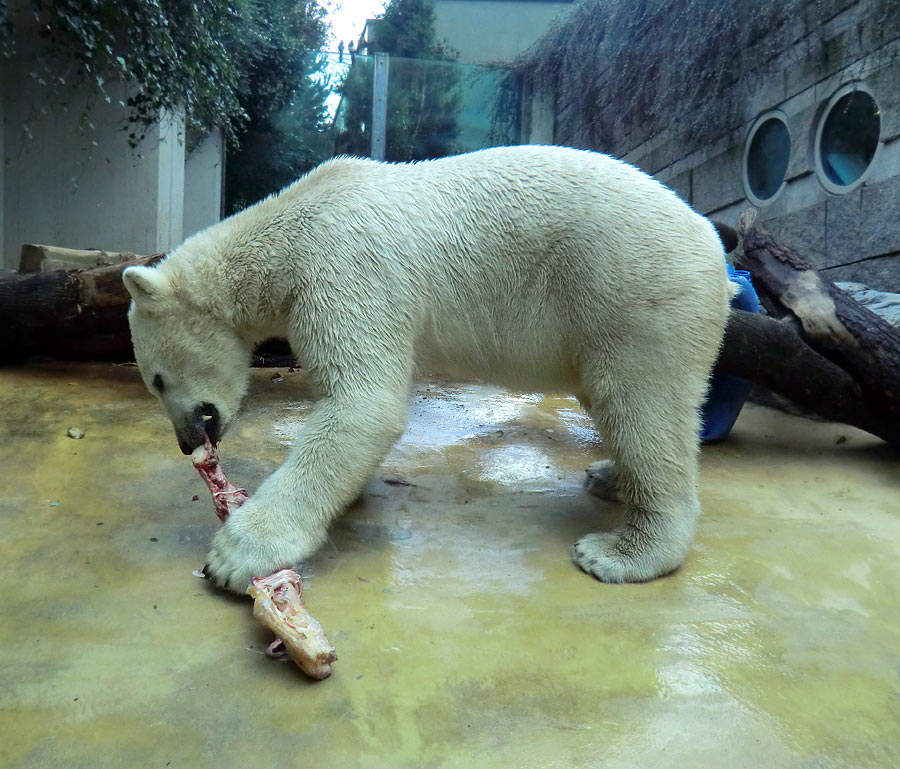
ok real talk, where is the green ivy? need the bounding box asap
[506,0,900,158]
[505,0,802,156]
[5,0,327,148]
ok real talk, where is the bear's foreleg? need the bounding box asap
[204,387,410,593]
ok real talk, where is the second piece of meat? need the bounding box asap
[191,435,249,521]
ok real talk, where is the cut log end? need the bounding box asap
[737,208,759,237]
[724,213,900,448]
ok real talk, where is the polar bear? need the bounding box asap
[123,145,731,594]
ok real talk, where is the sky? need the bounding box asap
[323,0,387,51]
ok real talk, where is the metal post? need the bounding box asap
[371,52,389,161]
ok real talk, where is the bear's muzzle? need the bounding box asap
[176,403,221,454]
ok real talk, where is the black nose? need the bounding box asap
[176,403,221,454]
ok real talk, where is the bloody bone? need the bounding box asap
[190,436,337,679]
[190,437,249,522]
[246,570,337,680]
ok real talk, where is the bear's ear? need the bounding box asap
[122,266,170,307]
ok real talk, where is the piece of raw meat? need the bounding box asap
[190,435,337,679]
[191,436,249,522]
[246,569,337,680]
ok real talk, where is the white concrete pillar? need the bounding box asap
[155,109,185,251]
[183,128,224,238]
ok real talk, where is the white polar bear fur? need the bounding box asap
[123,145,732,593]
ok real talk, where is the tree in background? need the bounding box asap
[6,0,251,145]
[224,55,333,213]
[334,0,461,162]
[2,0,332,212]
[223,0,332,213]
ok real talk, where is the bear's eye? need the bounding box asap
[152,374,165,394]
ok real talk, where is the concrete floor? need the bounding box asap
[0,364,898,769]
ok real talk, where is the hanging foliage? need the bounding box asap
[505,0,900,157]
[3,0,328,147]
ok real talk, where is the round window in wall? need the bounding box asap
[815,84,881,193]
[743,112,791,205]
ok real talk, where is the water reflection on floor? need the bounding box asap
[1,365,898,769]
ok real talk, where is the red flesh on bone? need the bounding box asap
[190,435,249,522]
[247,569,337,680]
[190,435,336,679]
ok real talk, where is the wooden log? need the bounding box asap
[717,310,900,448]
[0,253,163,362]
[1,255,295,366]
[735,213,900,416]
[1,216,897,452]
[19,244,139,273]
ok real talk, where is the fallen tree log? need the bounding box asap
[719,310,900,447]
[736,212,900,418]
[1,225,898,450]
[0,252,163,361]
[0,255,295,366]
[19,244,139,273]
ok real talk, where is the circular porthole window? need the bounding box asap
[743,112,791,206]
[814,83,881,194]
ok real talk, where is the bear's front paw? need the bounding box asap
[572,527,686,584]
[204,500,328,594]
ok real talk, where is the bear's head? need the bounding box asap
[123,265,251,454]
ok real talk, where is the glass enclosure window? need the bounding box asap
[743,112,790,205]
[383,56,519,161]
[228,51,520,212]
[332,53,376,158]
[815,85,881,193]
[334,54,520,163]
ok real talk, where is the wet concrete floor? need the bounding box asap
[0,364,898,768]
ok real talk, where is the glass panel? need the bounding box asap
[384,56,519,161]
[333,52,375,158]
[820,91,880,187]
[747,117,790,201]
[226,51,519,212]
[334,54,520,163]
[226,50,352,214]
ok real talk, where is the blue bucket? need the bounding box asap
[700,264,760,443]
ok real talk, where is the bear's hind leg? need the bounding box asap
[573,353,709,583]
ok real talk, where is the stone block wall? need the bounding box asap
[627,0,900,291]
[535,0,899,291]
